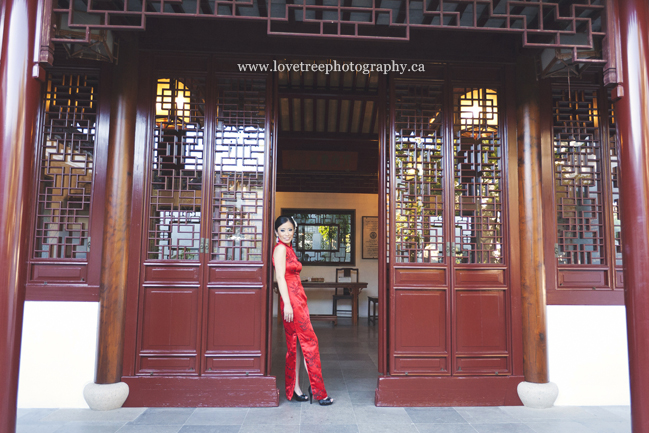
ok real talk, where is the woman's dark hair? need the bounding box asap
[274,215,297,232]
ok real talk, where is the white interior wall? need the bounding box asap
[275,192,379,318]
[547,305,630,406]
[18,301,98,408]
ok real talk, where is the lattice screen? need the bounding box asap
[608,94,622,267]
[148,77,206,260]
[393,82,445,263]
[453,87,503,264]
[552,88,604,265]
[33,72,98,260]
[211,77,266,262]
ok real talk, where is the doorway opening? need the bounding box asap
[270,60,382,401]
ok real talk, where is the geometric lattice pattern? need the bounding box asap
[288,210,354,264]
[51,0,606,64]
[148,77,206,260]
[33,72,98,260]
[393,81,445,263]
[453,87,503,264]
[211,77,267,262]
[552,87,604,265]
[608,92,622,267]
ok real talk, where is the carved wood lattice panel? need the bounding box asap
[608,94,621,267]
[211,77,266,262]
[148,77,206,260]
[50,0,606,64]
[453,87,503,264]
[552,87,604,265]
[393,82,445,263]
[33,72,98,260]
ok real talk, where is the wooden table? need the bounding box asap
[274,281,368,326]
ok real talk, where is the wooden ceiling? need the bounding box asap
[276,60,380,194]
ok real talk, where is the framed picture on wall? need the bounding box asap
[362,216,379,259]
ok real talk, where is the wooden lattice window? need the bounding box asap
[284,209,355,265]
[453,87,503,264]
[211,77,267,262]
[148,77,206,260]
[393,82,445,263]
[33,72,98,260]
[552,88,605,265]
[608,95,622,268]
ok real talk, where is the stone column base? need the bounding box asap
[83,382,129,411]
[517,381,559,409]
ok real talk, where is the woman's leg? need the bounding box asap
[293,340,310,395]
[293,315,328,400]
[282,302,298,401]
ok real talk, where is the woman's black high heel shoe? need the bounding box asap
[308,386,334,406]
[293,391,308,402]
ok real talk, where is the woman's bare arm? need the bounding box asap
[273,244,294,322]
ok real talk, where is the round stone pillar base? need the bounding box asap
[517,381,559,409]
[83,382,129,411]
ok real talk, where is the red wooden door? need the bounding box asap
[388,77,512,377]
[135,72,271,378]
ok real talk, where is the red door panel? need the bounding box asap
[454,290,508,355]
[140,288,200,351]
[394,290,448,354]
[205,289,262,352]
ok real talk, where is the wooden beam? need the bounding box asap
[515,55,548,384]
[96,39,138,384]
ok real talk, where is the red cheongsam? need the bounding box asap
[273,240,328,401]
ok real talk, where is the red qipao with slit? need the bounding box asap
[273,240,328,401]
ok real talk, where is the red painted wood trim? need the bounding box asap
[122,376,279,407]
[0,0,41,428]
[375,375,524,407]
[25,284,100,302]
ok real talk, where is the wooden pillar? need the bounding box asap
[613,0,649,430]
[0,0,41,429]
[515,56,549,384]
[96,40,138,384]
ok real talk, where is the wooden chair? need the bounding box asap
[367,296,378,325]
[332,268,358,318]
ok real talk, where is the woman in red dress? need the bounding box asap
[273,215,334,405]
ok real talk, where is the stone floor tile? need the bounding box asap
[300,405,357,425]
[243,405,301,425]
[405,408,467,424]
[129,408,195,425]
[583,405,630,421]
[52,421,125,433]
[357,424,419,433]
[525,421,593,433]
[17,424,66,433]
[576,419,631,433]
[344,378,378,392]
[238,425,300,433]
[414,424,479,433]
[455,407,519,424]
[184,408,249,425]
[499,406,593,422]
[471,423,536,433]
[352,406,412,424]
[176,426,240,433]
[17,408,60,424]
[348,391,376,407]
[116,425,182,433]
[299,424,360,433]
[600,405,631,421]
[43,409,147,423]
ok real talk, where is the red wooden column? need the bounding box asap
[515,56,550,386]
[0,0,41,429]
[95,40,138,385]
[614,0,649,431]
